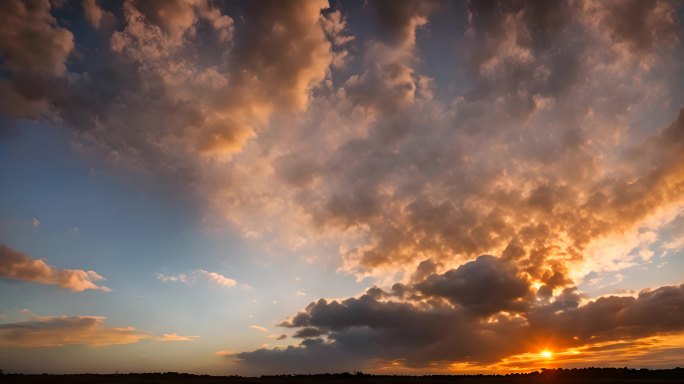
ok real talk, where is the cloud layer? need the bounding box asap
[0,315,200,348]
[1,0,684,372]
[157,269,237,287]
[237,255,684,372]
[0,316,147,347]
[0,244,109,292]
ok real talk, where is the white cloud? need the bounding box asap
[155,332,199,342]
[250,325,268,333]
[196,269,237,287]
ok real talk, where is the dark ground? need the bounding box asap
[1,368,683,384]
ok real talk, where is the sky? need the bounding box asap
[1,0,684,376]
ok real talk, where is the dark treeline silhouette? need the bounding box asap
[1,368,683,384]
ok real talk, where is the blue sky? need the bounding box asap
[1,0,684,375]
[0,121,368,373]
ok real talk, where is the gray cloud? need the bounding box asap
[82,0,104,29]
[4,0,681,283]
[599,0,678,55]
[0,0,74,119]
[529,284,684,345]
[369,0,435,47]
[0,0,73,77]
[238,258,684,371]
[416,255,533,316]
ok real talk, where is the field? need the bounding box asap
[2,369,683,384]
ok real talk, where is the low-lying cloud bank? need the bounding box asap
[0,315,198,348]
[0,316,146,347]
[236,255,684,372]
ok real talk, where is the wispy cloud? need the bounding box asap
[250,325,268,333]
[0,316,200,348]
[156,273,189,284]
[157,269,237,288]
[155,333,199,342]
[196,269,237,288]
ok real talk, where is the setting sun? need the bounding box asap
[541,350,553,359]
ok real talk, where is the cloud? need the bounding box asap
[82,0,104,28]
[157,272,189,284]
[157,269,237,287]
[528,284,684,344]
[0,316,149,347]
[0,0,335,190]
[235,338,366,374]
[369,0,435,47]
[0,0,74,119]
[0,0,73,77]
[237,261,684,372]
[0,316,196,348]
[0,244,110,292]
[4,0,684,372]
[597,0,677,56]
[196,269,237,288]
[214,349,236,357]
[416,255,533,316]
[250,325,269,333]
[155,332,199,342]
[2,0,681,285]
[292,327,326,339]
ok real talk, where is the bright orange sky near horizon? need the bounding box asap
[1,0,684,375]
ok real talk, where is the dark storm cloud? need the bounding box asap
[292,327,326,339]
[599,0,678,55]
[0,0,74,118]
[416,255,533,316]
[238,269,684,371]
[235,338,365,374]
[529,284,684,345]
[0,0,73,77]
[464,0,584,118]
[244,292,523,370]
[369,0,435,46]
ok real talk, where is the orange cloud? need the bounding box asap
[0,0,74,119]
[236,280,684,373]
[155,333,199,342]
[0,244,110,292]
[0,316,201,348]
[250,325,269,333]
[0,316,149,347]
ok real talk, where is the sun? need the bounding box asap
[541,350,553,359]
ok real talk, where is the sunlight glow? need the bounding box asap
[541,350,553,359]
